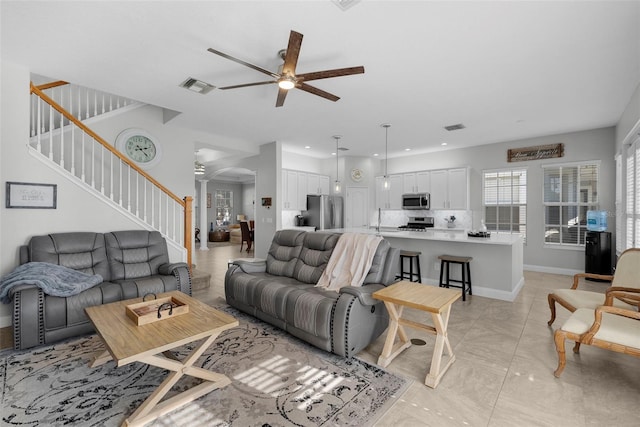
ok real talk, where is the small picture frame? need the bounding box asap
[207,192,211,208]
[261,197,272,208]
[6,181,57,209]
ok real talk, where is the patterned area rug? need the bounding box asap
[0,308,409,426]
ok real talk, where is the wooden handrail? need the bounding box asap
[30,82,184,206]
[36,80,69,91]
[30,82,192,267]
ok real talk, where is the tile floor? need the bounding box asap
[194,244,639,427]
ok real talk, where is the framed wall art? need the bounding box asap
[6,181,57,209]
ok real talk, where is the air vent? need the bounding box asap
[444,123,466,131]
[332,0,361,11]
[180,77,215,94]
[338,147,349,151]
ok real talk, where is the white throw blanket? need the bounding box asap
[315,233,383,291]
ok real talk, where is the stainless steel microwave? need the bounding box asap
[402,193,430,210]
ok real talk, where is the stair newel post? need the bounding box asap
[184,196,193,273]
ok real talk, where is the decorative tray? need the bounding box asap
[467,231,491,238]
[125,294,189,326]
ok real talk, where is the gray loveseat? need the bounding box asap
[224,230,399,357]
[11,230,191,350]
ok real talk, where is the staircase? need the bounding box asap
[29,81,193,266]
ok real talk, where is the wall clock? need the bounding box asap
[115,128,162,169]
[350,168,364,182]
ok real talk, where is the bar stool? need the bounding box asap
[396,250,422,283]
[438,255,473,301]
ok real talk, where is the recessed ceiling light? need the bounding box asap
[373,153,379,157]
[179,77,215,94]
[404,148,411,151]
[441,142,448,146]
[331,152,336,155]
[304,146,311,149]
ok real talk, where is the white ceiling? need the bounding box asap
[2,1,639,175]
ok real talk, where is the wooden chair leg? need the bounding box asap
[547,294,557,326]
[572,341,581,353]
[553,329,567,378]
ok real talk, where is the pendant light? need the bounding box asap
[381,124,391,190]
[333,135,342,193]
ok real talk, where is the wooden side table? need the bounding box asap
[373,281,461,388]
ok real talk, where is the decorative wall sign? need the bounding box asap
[6,181,57,209]
[207,193,211,208]
[508,143,564,162]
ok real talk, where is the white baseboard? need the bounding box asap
[524,264,581,277]
[419,276,525,302]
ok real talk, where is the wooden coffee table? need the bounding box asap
[373,281,461,388]
[85,291,238,427]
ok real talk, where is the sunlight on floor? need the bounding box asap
[232,353,345,410]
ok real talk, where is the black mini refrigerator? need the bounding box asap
[585,231,612,279]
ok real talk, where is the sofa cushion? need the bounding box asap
[26,232,110,280]
[266,230,305,277]
[44,282,122,330]
[293,233,339,284]
[105,230,170,280]
[115,275,179,300]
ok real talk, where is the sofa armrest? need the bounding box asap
[12,286,45,350]
[158,262,189,275]
[339,284,385,306]
[158,262,191,296]
[232,259,267,274]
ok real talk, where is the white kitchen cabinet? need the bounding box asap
[429,168,468,210]
[306,173,330,195]
[319,175,330,195]
[296,172,308,210]
[416,171,430,193]
[404,171,430,193]
[376,174,403,209]
[282,169,299,210]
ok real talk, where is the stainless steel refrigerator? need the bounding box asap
[305,195,343,230]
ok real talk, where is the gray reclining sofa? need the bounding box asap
[225,229,399,357]
[12,230,191,350]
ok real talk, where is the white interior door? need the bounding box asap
[346,186,369,229]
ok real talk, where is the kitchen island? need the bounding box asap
[331,227,524,302]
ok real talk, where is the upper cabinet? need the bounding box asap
[376,174,403,209]
[403,171,430,194]
[306,173,330,195]
[429,167,469,210]
[282,169,298,210]
[282,169,330,210]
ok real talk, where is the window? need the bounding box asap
[543,162,599,246]
[215,189,233,226]
[623,139,640,250]
[483,168,527,241]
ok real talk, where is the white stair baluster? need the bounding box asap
[36,97,42,151]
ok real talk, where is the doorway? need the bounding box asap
[345,186,369,229]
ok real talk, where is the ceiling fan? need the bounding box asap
[207,30,365,107]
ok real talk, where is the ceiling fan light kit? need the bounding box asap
[208,30,365,107]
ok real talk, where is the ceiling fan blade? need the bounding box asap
[297,83,340,102]
[207,48,279,79]
[275,87,289,107]
[282,31,303,76]
[297,66,365,82]
[219,81,276,90]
